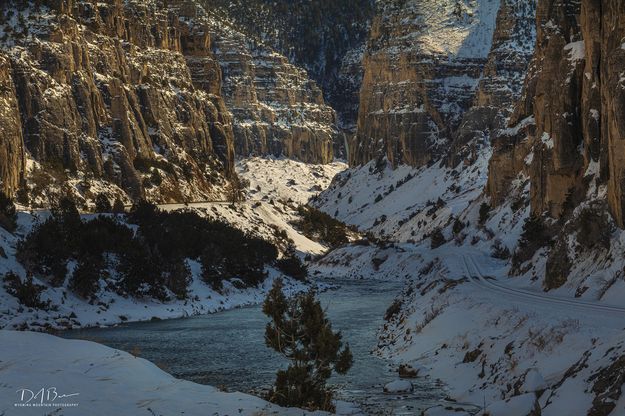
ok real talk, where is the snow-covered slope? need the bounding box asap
[0,330,325,416]
[0,158,346,331]
[313,149,625,414]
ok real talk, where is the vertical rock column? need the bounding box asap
[0,54,24,197]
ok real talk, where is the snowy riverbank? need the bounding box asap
[0,330,327,416]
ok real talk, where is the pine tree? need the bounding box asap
[0,191,17,232]
[94,193,112,213]
[112,197,126,214]
[262,279,352,411]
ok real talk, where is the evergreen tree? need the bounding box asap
[0,191,17,232]
[94,193,112,213]
[262,279,352,411]
[112,197,126,214]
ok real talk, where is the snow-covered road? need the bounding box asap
[463,255,625,328]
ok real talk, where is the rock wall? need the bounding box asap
[452,0,536,167]
[0,54,25,197]
[209,22,340,164]
[200,0,375,133]
[0,0,238,204]
[601,1,625,227]
[486,0,625,227]
[351,0,506,168]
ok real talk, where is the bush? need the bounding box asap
[544,241,571,291]
[112,198,126,214]
[576,206,612,251]
[69,256,104,300]
[491,240,511,260]
[452,217,465,235]
[94,193,112,213]
[511,214,552,272]
[478,202,491,226]
[275,255,308,281]
[3,272,49,309]
[430,228,446,249]
[296,206,348,248]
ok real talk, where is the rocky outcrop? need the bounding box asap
[351,0,502,167]
[0,54,25,197]
[0,0,235,205]
[452,0,536,167]
[486,0,625,227]
[208,22,340,164]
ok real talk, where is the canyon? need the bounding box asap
[4,0,625,415]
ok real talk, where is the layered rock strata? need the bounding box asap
[351,0,504,167]
[208,22,340,164]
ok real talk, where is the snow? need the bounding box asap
[521,368,547,393]
[0,330,325,416]
[313,119,625,414]
[478,393,537,416]
[0,157,347,331]
[564,40,585,62]
[383,380,414,393]
[540,132,554,149]
[381,0,501,59]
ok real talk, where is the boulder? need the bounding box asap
[383,379,414,393]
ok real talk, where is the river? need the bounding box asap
[62,279,445,415]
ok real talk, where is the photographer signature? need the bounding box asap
[16,387,79,405]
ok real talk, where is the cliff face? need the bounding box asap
[209,22,340,164]
[487,0,625,227]
[489,0,585,216]
[451,0,536,166]
[200,0,375,133]
[0,0,341,206]
[0,0,237,204]
[351,0,530,168]
[0,54,25,197]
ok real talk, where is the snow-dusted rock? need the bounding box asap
[398,363,426,378]
[383,379,414,393]
[522,368,547,393]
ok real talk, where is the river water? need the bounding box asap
[62,279,445,415]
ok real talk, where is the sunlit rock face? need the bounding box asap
[0,0,238,204]
[486,0,625,227]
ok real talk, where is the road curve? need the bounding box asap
[462,255,625,315]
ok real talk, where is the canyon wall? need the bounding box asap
[351,0,535,168]
[0,0,236,204]
[200,0,375,133]
[0,0,340,206]
[487,0,625,227]
[208,22,340,164]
